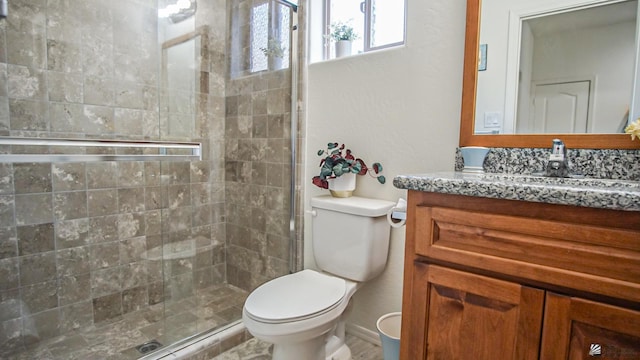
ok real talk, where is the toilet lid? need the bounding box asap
[244,270,346,323]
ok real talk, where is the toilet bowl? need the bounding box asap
[242,196,395,360]
[243,269,358,360]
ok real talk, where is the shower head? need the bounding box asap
[277,0,298,12]
[1,0,8,19]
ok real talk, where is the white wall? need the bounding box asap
[303,0,466,334]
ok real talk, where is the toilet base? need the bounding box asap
[325,338,351,360]
[272,335,326,360]
[270,334,352,360]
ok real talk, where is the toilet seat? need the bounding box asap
[244,270,346,324]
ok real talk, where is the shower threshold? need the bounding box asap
[140,320,246,360]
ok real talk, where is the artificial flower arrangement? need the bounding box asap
[327,21,359,42]
[312,142,385,189]
[625,118,640,141]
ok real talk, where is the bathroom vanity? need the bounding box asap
[394,173,640,359]
[411,0,640,356]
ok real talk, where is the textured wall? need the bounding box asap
[305,0,466,335]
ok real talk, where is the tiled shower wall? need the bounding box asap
[0,0,229,355]
[224,69,292,291]
[224,0,294,292]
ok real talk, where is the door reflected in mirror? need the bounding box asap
[476,0,639,135]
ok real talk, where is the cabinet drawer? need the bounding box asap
[414,206,640,297]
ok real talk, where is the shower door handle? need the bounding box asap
[0,0,7,19]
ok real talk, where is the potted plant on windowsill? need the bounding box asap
[327,21,359,58]
[312,142,385,198]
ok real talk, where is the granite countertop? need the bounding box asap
[393,172,640,212]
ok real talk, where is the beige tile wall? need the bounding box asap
[224,0,297,292]
[224,69,292,291]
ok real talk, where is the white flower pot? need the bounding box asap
[328,172,356,198]
[335,40,352,58]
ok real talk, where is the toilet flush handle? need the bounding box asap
[305,209,317,217]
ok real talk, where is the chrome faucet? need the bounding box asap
[546,139,570,177]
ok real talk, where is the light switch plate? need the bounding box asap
[484,111,502,128]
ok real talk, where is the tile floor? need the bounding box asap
[211,333,384,360]
[9,282,385,360]
[9,284,248,360]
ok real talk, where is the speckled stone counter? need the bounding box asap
[393,172,640,212]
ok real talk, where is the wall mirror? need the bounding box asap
[460,0,640,149]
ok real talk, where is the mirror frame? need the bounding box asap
[460,0,640,149]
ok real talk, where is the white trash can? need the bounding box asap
[376,312,401,360]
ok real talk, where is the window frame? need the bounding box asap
[324,0,406,59]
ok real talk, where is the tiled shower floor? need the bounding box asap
[10,284,248,360]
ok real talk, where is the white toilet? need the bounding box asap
[242,195,395,360]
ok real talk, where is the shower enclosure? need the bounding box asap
[0,0,301,358]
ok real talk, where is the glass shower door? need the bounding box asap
[0,0,297,358]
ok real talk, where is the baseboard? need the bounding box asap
[346,323,381,346]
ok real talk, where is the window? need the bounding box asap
[325,0,405,58]
[231,0,292,78]
[251,3,270,72]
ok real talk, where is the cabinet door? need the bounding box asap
[402,263,544,359]
[541,293,640,360]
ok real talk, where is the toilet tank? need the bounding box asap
[311,196,395,282]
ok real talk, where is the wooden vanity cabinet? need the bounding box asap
[406,263,545,359]
[400,191,640,360]
[541,293,640,359]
